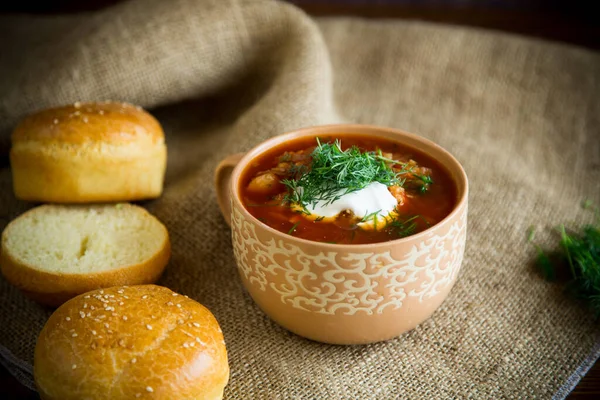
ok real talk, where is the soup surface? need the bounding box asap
[239,135,456,244]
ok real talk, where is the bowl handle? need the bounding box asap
[214,153,245,227]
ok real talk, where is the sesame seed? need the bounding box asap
[177,319,184,324]
[98,315,106,319]
[142,295,148,299]
[131,358,137,363]
[104,323,109,328]
[184,295,189,298]
[176,304,181,308]
[99,110,105,115]
[92,330,97,335]
[90,306,95,310]
[84,295,90,299]
[123,295,129,299]
[99,290,104,294]
[74,111,81,116]
[119,339,126,347]
[151,315,156,319]
[53,119,59,124]
[109,295,115,298]
[183,343,189,348]
[117,290,124,294]
[189,342,195,347]
[72,333,78,337]
[122,316,128,321]
[98,336,103,339]
[146,386,153,393]
[74,101,81,108]
[83,117,88,123]
[104,294,110,299]
[91,343,97,349]
[136,394,141,398]
[107,330,113,334]
[83,303,88,308]
[65,317,71,321]
[192,322,200,328]
[79,311,85,318]
[119,302,124,306]
[72,364,77,369]
[87,313,91,317]
[112,313,118,317]
[107,306,115,311]
[146,325,152,330]
[195,337,202,343]
[167,302,173,306]
[172,293,178,296]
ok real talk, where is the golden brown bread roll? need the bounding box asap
[34,285,229,400]
[10,101,167,203]
[0,204,170,307]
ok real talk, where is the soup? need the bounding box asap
[239,135,456,244]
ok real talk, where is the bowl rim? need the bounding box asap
[230,123,468,249]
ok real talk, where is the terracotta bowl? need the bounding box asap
[215,124,468,345]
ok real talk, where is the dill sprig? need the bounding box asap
[530,201,600,316]
[282,139,413,208]
[387,214,430,238]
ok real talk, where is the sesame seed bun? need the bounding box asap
[9,101,166,203]
[34,285,229,400]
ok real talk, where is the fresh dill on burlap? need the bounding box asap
[529,200,600,315]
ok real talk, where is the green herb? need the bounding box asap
[377,154,433,192]
[387,215,422,238]
[315,216,325,222]
[530,202,600,315]
[360,210,382,223]
[288,222,300,235]
[282,139,411,208]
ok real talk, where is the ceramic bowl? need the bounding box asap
[215,124,468,345]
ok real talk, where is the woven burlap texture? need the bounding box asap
[1,0,600,398]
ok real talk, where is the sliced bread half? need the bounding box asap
[1,203,170,307]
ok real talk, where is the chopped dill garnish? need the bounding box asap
[288,222,300,235]
[315,216,325,222]
[360,210,382,223]
[282,139,414,208]
[530,202,600,315]
[387,215,422,238]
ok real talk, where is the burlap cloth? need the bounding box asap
[1,0,599,398]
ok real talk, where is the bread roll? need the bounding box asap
[10,101,166,203]
[34,285,229,400]
[0,204,170,306]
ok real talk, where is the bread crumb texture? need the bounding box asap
[3,204,166,273]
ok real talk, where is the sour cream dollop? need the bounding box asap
[296,182,398,229]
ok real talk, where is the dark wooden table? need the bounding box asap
[1,0,598,398]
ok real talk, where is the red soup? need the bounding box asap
[239,135,457,244]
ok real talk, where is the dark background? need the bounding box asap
[0,0,598,399]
